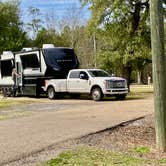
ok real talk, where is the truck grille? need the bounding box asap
[107,80,126,89]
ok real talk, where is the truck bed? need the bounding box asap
[44,79,67,92]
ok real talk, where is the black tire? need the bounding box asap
[91,88,103,101]
[47,87,56,99]
[115,94,126,100]
[36,89,40,98]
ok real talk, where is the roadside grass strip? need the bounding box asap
[44,147,166,166]
[127,85,153,100]
[0,99,33,108]
[0,100,20,108]
[0,111,32,120]
[0,99,33,120]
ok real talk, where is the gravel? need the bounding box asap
[4,114,165,166]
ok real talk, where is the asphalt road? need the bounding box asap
[0,96,153,165]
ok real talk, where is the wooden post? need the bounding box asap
[150,0,166,151]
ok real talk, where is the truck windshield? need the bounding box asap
[88,70,110,77]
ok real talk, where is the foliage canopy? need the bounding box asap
[0,0,28,53]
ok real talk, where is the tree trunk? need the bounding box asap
[137,71,141,84]
[122,65,132,92]
[150,0,166,152]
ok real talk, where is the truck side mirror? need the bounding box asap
[80,73,88,80]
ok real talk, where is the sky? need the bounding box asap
[20,0,91,23]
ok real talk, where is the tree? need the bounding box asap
[34,4,96,68]
[45,9,59,31]
[60,5,87,48]
[26,7,43,40]
[81,0,156,88]
[53,5,95,67]
[0,0,28,53]
[34,28,65,48]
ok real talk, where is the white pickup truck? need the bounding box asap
[42,69,128,101]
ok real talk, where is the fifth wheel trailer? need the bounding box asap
[0,45,79,96]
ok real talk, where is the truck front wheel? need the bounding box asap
[47,87,55,99]
[91,88,103,101]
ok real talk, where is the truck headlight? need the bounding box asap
[103,80,113,89]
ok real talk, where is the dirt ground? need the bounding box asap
[0,94,158,166]
[4,114,164,166]
[77,114,161,158]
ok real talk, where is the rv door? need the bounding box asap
[16,62,23,86]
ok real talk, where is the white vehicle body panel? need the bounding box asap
[43,69,128,96]
[67,78,90,93]
[0,77,14,86]
[44,79,67,92]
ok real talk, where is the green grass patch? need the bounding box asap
[44,147,158,166]
[134,146,150,155]
[0,99,32,108]
[159,158,166,164]
[127,85,153,100]
[0,111,32,120]
[0,99,33,120]
[0,100,20,108]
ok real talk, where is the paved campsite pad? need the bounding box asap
[0,95,153,165]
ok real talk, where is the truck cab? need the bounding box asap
[67,69,128,101]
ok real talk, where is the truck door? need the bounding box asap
[67,71,80,92]
[78,71,90,92]
[67,71,90,93]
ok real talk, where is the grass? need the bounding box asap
[44,147,166,166]
[133,146,150,155]
[127,85,153,100]
[0,99,33,120]
[0,111,32,120]
[0,99,33,108]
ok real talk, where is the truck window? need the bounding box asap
[69,71,80,78]
[0,60,14,77]
[88,70,110,77]
[20,54,39,69]
[79,71,89,79]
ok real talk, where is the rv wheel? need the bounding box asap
[47,87,55,99]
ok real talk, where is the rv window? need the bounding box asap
[0,60,13,77]
[21,54,39,69]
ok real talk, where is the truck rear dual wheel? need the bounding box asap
[47,87,56,99]
[91,88,103,101]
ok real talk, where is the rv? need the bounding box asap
[0,44,79,97]
[0,44,128,100]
